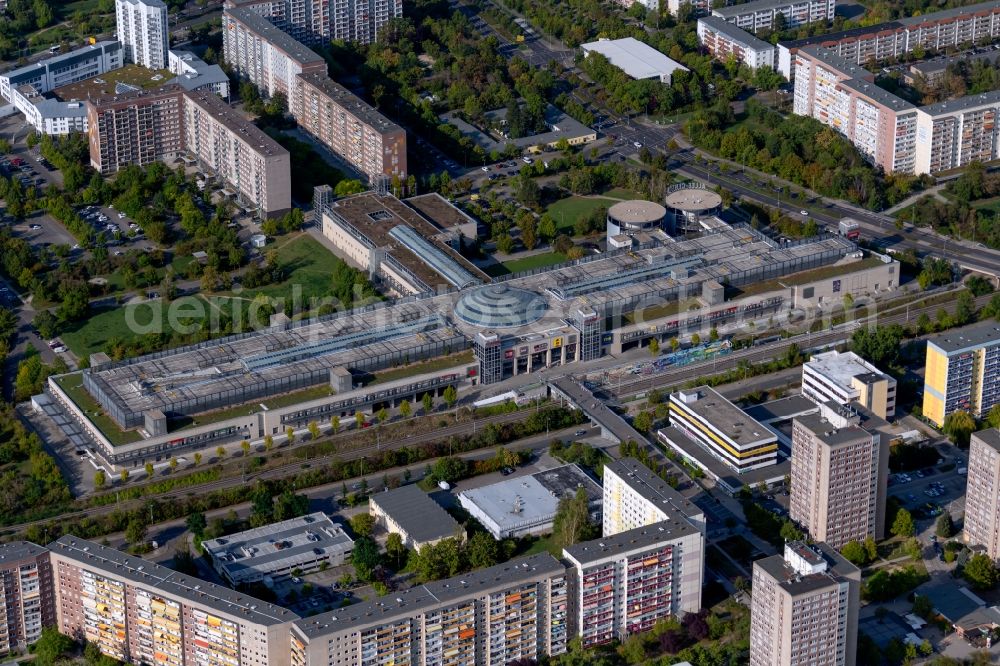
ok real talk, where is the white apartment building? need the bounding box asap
[0,41,123,102]
[802,350,897,420]
[563,518,703,647]
[750,541,861,666]
[115,0,169,69]
[697,16,777,71]
[664,0,711,17]
[226,0,400,45]
[712,0,833,33]
[167,50,231,98]
[789,402,890,549]
[222,7,328,115]
[602,458,705,537]
[914,91,1000,174]
[962,429,1000,560]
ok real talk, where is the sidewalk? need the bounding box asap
[884,184,950,215]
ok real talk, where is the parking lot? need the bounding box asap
[888,462,966,522]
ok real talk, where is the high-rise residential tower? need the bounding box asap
[115,0,169,69]
[962,429,1000,559]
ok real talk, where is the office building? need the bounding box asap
[290,554,569,666]
[750,541,861,666]
[182,90,292,216]
[580,38,689,84]
[602,457,705,537]
[923,321,1000,427]
[697,16,777,71]
[0,542,54,652]
[563,518,703,647]
[789,401,890,549]
[668,386,779,474]
[115,0,169,69]
[369,484,465,549]
[201,513,353,586]
[0,41,123,102]
[294,72,407,182]
[962,429,1000,559]
[712,0,833,33]
[777,0,1000,79]
[802,350,897,420]
[458,464,603,539]
[222,7,328,113]
[48,536,297,666]
[167,50,230,98]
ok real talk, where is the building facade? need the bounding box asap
[750,541,861,666]
[668,386,779,474]
[222,7,328,113]
[86,86,186,174]
[697,16,777,71]
[712,0,834,33]
[963,429,1000,560]
[115,0,169,69]
[802,350,897,420]
[48,536,297,666]
[294,72,407,182]
[922,321,1000,427]
[0,542,53,653]
[290,554,569,666]
[0,41,123,102]
[225,0,400,45]
[563,518,703,647]
[183,91,291,216]
[789,402,890,549]
[602,458,706,537]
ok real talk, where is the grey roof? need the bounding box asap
[754,542,859,596]
[973,428,1000,454]
[370,485,463,544]
[698,15,776,52]
[898,0,1000,27]
[201,512,353,581]
[927,319,1000,354]
[801,46,916,111]
[744,395,819,424]
[669,385,776,449]
[793,411,878,447]
[388,225,481,290]
[563,517,698,565]
[604,458,703,521]
[225,7,326,66]
[292,553,564,638]
[168,64,230,92]
[296,72,402,134]
[713,0,831,17]
[454,284,547,329]
[48,536,297,625]
[658,425,791,491]
[0,541,48,563]
[33,99,89,119]
[919,89,1000,117]
[920,583,986,622]
[580,38,688,80]
[1,41,121,84]
[780,22,907,51]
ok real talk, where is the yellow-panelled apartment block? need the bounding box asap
[922,322,1000,427]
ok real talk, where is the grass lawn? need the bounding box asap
[545,196,610,234]
[226,234,343,304]
[972,196,1000,214]
[502,252,567,273]
[601,188,647,201]
[518,534,562,557]
[60,298,181,357]
[52,373,142,445]
[368,350,475,386]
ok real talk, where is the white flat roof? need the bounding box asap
[805,350,889,388]
[581,37,688,80]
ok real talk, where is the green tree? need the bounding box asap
[892,507,916,538]
[241,440,250,457]
[386,532,406,568]
[285,426,295,444]
[377,407,388,425]
[93,469,106,488]
[120,468,129,483]
[691,333,701,346]
[841,540,869,566]
[648,338,659,356]
[193,452,202,466]
[330,415,340,433]
[186,512,207,536]
[552,487,597,549]
[399,399,411,419]
[943,410,977,447]
[864,536,878,562]
[964,553,999,590]
[350,513,375,538]
[308,421,320,440]
[465,531,498,569]
[125,519,147,547]
[422,392,433,414]
[936,513,954,538]
[633,411,653,432]
[145,462,154,477]
[33,627,76,666]
[355,411,365,429]
[443,385,458,409]
[351,537,381,582]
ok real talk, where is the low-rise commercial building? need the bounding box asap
[369,484,464,549]
[789,401,891,549]
[581,38,689,84]
[668,386,779,474]
[290,554,569,666]
[962,429,1000,559]
[0,542,53,653]
[750,541,861,666]
[167,50,230,98]
[458,465,603,539]
[294,71,407,182]
[712,0,833,33]
[563,518,703,647]
[697,16,777,70]
[202,513,353,586]
[49,536,298,666]
[602,457,705,537]
[802,350,897,420]
[0,41,123,102]
[922,320,1000,427]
